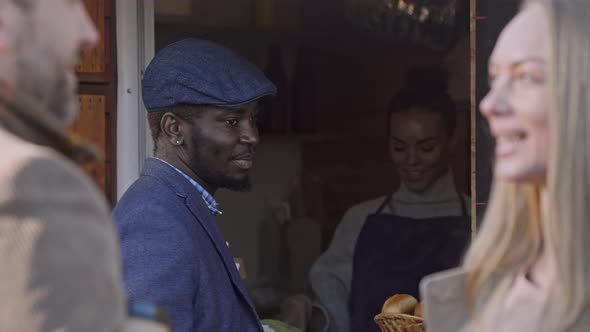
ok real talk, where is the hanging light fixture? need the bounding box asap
[345,0,467,51]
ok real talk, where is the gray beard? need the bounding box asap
[16,46,77,126]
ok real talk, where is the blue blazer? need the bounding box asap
[113,158,263,332]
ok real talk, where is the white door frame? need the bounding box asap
[115,0,155,200]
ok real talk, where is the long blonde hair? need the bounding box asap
[464,0,590,328]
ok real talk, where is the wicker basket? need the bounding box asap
[374,312,425,332]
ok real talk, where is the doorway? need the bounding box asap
[150,0,473,319]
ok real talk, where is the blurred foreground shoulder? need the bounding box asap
[0,128,125,332]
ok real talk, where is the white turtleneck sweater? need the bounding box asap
[309,171,469,332]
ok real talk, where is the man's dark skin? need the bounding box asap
[155,100,260,194]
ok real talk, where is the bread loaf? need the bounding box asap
[413,302,424,318]
[381,294,418,315]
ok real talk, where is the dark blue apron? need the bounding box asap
[349,193,470,332]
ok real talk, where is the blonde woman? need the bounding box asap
[420,0,590,331]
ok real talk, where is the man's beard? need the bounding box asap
[189,154,253,192]
[187,132,253,192]
[216,172,252,192]
[18,47,78,125]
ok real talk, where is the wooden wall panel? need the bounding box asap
[74,95,107,155]
[69,95,107,193]
[77,0,106,74]
[73,0,116,204]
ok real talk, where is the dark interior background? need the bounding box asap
[154,0,472,316]
[474,0,519,223]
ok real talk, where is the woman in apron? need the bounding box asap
[309,66,470,332]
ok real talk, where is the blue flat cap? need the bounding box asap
[143,38,276,111]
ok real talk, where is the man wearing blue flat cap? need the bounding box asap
[114,38,276,332]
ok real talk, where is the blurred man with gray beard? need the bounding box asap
[0,1,126,331]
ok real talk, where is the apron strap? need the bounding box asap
[456,192,471,230]
[458,192,468,218]
[375,193,393,215]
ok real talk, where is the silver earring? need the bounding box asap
[176,141,181,144]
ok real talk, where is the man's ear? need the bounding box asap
[161,112,184,146]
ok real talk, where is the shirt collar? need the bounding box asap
[153,158,222,215]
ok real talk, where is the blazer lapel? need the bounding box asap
[185,194,258,311]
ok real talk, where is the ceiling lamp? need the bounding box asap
[346,0,467,51]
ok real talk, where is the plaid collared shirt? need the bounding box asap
[154,158,222,216]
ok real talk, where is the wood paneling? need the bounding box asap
[74,95,107,156]
[77,0,114,83]
[73,0,116,204]
[69,95,108,193]
[77,0,106,74]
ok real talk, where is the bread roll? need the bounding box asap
[413,302,424,318]
[381,294,418,315]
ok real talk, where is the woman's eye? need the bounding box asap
[517,72,535,82]
[514,70,545,85]
[393,146,405,152]
[421,146,435,152]
[226,119,239,127]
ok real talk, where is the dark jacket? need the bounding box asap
[114,158,263,332]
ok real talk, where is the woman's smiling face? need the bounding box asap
[480,4,551,185]
[389,109,451,193]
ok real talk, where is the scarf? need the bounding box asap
[0,86,99,163]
